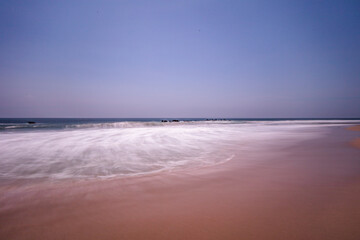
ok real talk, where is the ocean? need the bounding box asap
[1,118,359,181]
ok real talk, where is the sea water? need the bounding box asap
[0,118,359,180]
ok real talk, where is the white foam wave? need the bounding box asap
[0,121,348,180]
[65,120,237,129]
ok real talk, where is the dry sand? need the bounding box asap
[1,126,360,240]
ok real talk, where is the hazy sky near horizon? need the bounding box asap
[1,0,359,118]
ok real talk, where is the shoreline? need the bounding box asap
[1,125,360,239]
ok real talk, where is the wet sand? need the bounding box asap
[348,125,360,149]
[350,138,360,149]
[347,125,360,131]
[1,126,360,240]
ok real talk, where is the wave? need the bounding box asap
[0,119,359,181]
[0,120,340,181]
[65,120,237,129]
[1,119,359,132]
[0,124,239,180]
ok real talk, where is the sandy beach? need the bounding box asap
[2,0,360,238]
[1,125,360,240]
[347,125,360,132]
[350,138,360,149]
[348,125,360,149]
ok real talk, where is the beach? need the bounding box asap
[2,0,360,238]
[1,123,360,240]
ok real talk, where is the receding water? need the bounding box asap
[0,119,359,180]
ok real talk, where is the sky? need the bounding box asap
[0,0,359,118]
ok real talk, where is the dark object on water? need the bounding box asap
[28,121,36,124]
[205,118,227,121]
[161,120,168,122]
[171,120,179,122]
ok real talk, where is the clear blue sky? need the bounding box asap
[1,0,359,118]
